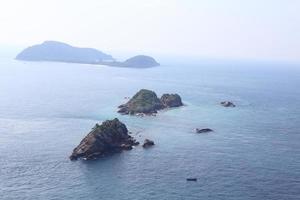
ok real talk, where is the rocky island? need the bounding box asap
[16,41,160,68]
[70,118,139,160]
[118,89,183,115]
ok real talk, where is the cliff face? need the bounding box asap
[118,89,183,115]
[70,118,138,160]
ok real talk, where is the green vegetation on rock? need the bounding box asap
[118,89,183,115]
[70,118,139,160]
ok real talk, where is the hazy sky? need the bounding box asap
[1,0,299,61]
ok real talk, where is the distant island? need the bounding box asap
[16,41,114,63]
[123,55,159,68]
[118,89,183,115]
[16,41,160,68]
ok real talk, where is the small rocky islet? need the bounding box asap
[70,118,139,160]
[118,89,183,115]
[195,128,213,133]
[220,101,236,107]
[142,139,155,148]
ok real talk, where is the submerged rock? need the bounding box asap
[69,118,138,160]
[142,139,155,148]
[220,101,236,107]
[186,178,197,181]
[118,89,183,115]
[195,128,213,133]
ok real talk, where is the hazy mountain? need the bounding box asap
[16,41,114,63]
[122,55,160,68]
[16,41,160,68]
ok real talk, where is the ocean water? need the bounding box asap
[0,54,300,200]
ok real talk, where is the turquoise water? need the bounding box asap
[0,55,300,199]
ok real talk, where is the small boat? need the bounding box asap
[186,178,197,181]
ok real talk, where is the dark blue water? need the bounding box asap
[0,55,300,200]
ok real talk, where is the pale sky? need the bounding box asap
[0,0,299,61]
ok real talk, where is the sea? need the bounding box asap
[0,50,300,200]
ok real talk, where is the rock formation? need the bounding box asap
[118,89,183,115]
[160,94,183,108]
[142,139,155,148]
[220,101,236,107]
[70,118,139,160]
[195,128,213,133]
